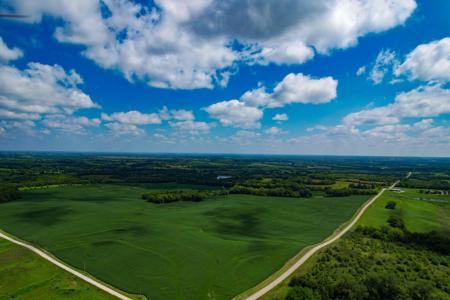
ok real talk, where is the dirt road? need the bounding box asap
[244,180,399,300]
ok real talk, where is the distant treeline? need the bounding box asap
[230,178,312,198]
[142,190,228,204]
[0,185,21,203]
[325,187,377,197]
[399,179,449,190]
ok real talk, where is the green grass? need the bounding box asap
[0,238,113,300]
[262,187,450,300]
[358,188,450,232]
[0,184,369,300]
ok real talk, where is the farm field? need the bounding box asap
[358,188,450,232]
[0,184,370,300]
[0,238,113,300]
[262,187,450,300]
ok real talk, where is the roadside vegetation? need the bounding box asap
[263,184,450,300]
[0,238,114,300]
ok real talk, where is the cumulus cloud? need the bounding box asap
[344,85,450,125]
[169,120,214,134]
[272,113,289,121]
[265,126,282,135]
[204,100,263,129]
[104,122,144,136]
[42,114,101,133]
[4,0,417,89]
[0,62,98,122]
[0,37,23,62]
[205,73,337,128]
[101,111,161,125]
[395,37,450,82]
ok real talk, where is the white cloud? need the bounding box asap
[241,73,337,108]
[101,111,161,125]
[169,109,195,121]
[169,120,214,134]
[368,49,399,84]
[344,85,450,125]
[204,100,263,129]
[42,114,101,133]
[395,37,450,82]
[356,66,366,76]
[268,73,337,107]
[0,62,98,122]
[5,0,417,89]
[0,36,23,62]
[104,122,144,136]
[206,72,336,128]
[265,126,282,135]
[272,113,289,121]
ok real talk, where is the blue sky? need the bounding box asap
[0,0,449,156]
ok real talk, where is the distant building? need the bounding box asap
[390,187,402,193]
[217,175,231,180]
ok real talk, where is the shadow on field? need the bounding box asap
[14,206,73,226]
[113,224,150,237]
[203,207,268,238]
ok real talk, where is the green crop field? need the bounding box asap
[0,184,370,300]
[0,238,113,300]
[358,188,450,232]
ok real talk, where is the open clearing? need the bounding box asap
[0,238,113,300]
[358,188,450,232]
[0,184,369,300]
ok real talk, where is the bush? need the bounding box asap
[0,185,21,203]
[385,201,397,209]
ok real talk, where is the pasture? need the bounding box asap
[0,184,369,300]
[0,238,113,300]
[358,188,450,232]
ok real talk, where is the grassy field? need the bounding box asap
[261,187,450,299]
[358,188,450,232]
[0,184,369,300]
[0,238,113,300]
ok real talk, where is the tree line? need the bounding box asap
[0,185,21,203]
[142,190,228,204]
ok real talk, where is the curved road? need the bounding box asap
[0,179,403,300]
[244,180,400,300]
[0,230,133,300]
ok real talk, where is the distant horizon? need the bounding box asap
[1,149,449,159]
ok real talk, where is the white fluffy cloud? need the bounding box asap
[265,126,282,135]
[0,62,98,122]
[344,84,450,126]
[0,37,23,62]
[4,0,417,89]
[169,120,214,134]
[42,114,101,133]
[101,111,161,125]
[395,37,450,82]
[272,113,289,121]
[206,73,337,128]
[104,122,144,136]
[204,100,263,129]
